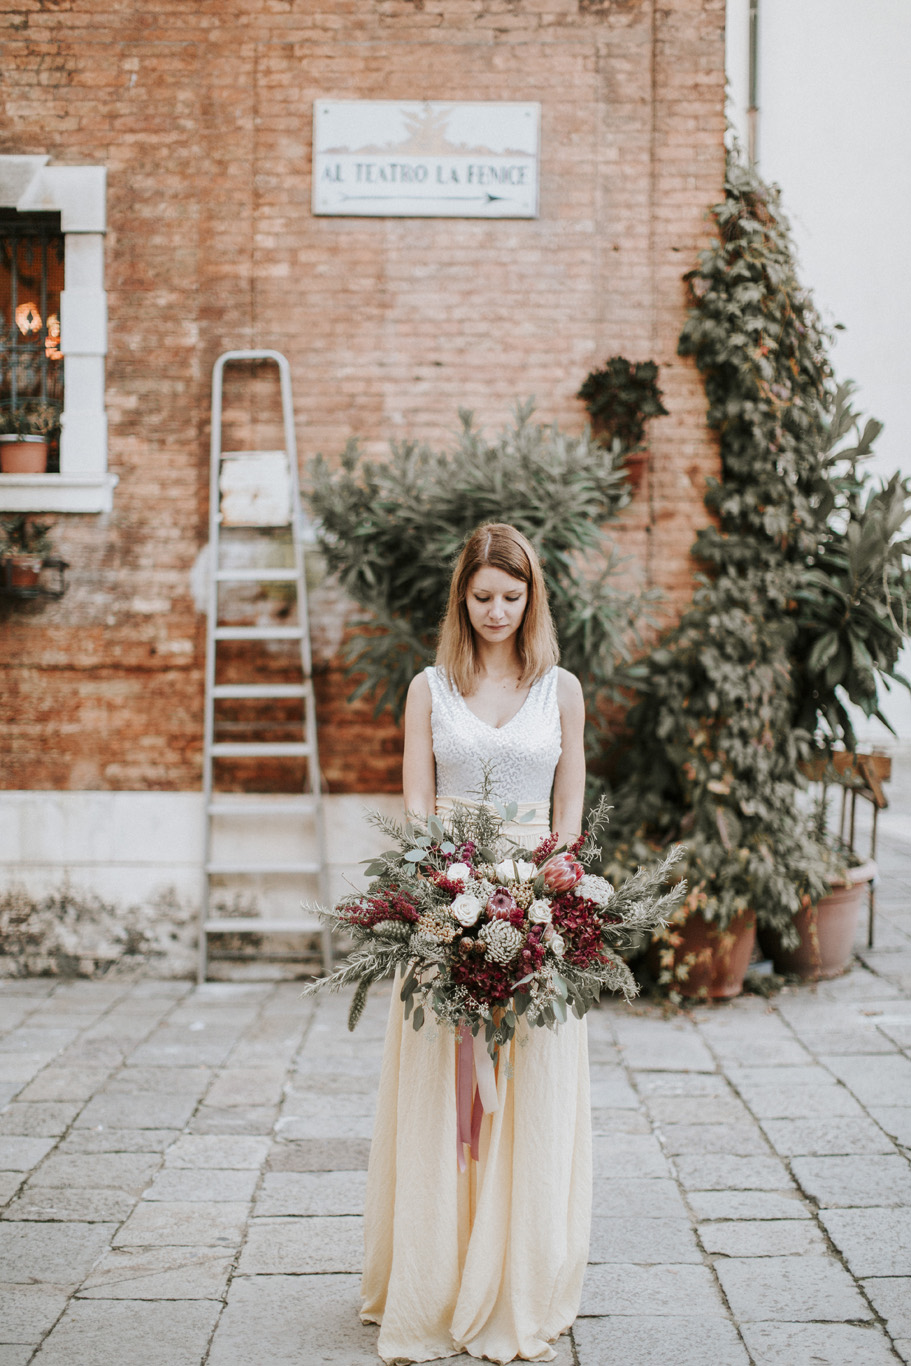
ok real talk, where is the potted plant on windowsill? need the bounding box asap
[0,401,61,474]
[602,149,910,1002]
[0,514,54,590]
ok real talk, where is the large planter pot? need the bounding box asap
[0,434,49,474]
[647,907,756,1000]
[759,859,877,981]
[2,553,44,589]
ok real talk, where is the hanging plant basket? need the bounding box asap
[647,906,756,1000]
[0,435,50,475]
[758,860,877,981]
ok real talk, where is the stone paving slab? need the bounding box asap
[76,1246,234,1300]
[759,1114,897,1155]
[0,1284,70,1345]
[111,1200,250,1248]
[688,1189,814,1221]
[715,1254,872,1322]
[3,1187,136,1223]
[255,1170,367,1217]
[791,1154,911,1207]
[142,1167,259,1203]
[0,1103,81,1136]
[573,1315,751,1365]
[588,1216,703,1265]
[740,1321,899,1365]
[57,1127,180,1154]
[205,1274,396,1366]
[236,1215,364,1275]
[861,1277,911,1338]
[580,1262,726,1317]
[698,1218,825,1257]
[0,1223,116,1286]
[30,1299,221,1366]
[820,1207,911,1276]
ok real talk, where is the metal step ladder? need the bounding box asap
[199,349,332,982]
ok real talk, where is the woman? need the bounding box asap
[361,523,592,1365]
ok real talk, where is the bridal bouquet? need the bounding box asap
[303,795,684,1057]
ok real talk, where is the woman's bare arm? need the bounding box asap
[551,668,586,842]
[402,672,436,818]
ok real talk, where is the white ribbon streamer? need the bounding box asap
[472,1029,500,1114]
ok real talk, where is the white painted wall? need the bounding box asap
[0,791,403,919]
[726,0,911,747]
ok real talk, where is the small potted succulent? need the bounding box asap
[0,514,54,590]
[0,401,62,474]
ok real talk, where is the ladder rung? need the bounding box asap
[212,684,311,699]
[208,798,319,816]
[206,862,321,876]
[210,742,312,758]
[204,917,324,935]
[220,449,286,460]
[214,626,303,641]
[215,569,298,582]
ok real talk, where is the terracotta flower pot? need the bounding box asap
[0,435,49,474]
[3,553,44,589]
[647,906,756,1000]
[759,860,877,981]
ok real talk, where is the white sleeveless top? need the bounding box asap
[424,665,562,806]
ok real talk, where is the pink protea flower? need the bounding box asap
[541,853,584,894]
[487,888,518,919]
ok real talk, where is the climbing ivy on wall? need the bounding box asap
[605,148,911,941]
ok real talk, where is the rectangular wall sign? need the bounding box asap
[312,100,540,219]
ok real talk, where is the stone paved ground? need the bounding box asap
[1,760,909,1365]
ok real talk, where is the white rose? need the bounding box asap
[446,863,473,886]
[494,858,537,883]
[450,893,483,927]
[528,899,552,925]
[549,933,566,958]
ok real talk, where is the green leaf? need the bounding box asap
[411,1005,425,1031]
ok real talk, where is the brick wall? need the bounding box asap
[0,0,725,795]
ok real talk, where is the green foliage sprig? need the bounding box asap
[0,401,61,439]
[606,148,911,943]
[0,514,53,558]
[310,400,655,733]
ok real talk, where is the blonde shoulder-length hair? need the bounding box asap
[435,523,559,696]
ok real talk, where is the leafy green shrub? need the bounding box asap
[310,400,657,735]
[577,357,668,450]
[605,148,911,947]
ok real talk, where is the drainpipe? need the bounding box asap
[747,0,759,163]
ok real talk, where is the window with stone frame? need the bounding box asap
[0,157,112,514]
[0,210,65,473]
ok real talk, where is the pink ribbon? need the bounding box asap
[456,1025,500,1171]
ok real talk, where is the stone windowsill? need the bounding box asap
[0,472,118,514]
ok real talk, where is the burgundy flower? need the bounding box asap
[541,853,584,893]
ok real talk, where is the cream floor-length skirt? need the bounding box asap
[361,984,592,1364]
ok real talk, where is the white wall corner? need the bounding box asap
[0,155,49,207]
[60,410,109,476]
[20,165,107,233]
[60,288,107,357]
